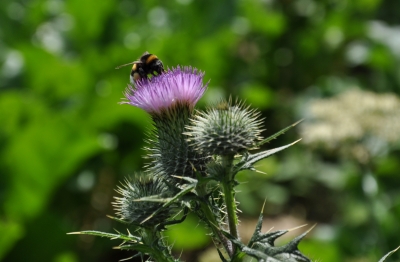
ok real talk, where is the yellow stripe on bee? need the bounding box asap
[132,64,138,70]
[146,54,158,64]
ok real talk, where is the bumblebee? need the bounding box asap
[116,52,165,83]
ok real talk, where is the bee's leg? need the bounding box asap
[138,68,147,79]
[156,68,165,75]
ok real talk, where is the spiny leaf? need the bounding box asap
[379,246,400,262]
[217,249,229,262]
[248,210,265,247]
[115,243,152,253]
[236,139,301,172]
[67,230,136,242]
[266,225,315,262]
[171,175,198,184]
[224,224,313,262]
[257,120,303,147]
[221,230,275,261]
[157,207,189,229]
[133,195,174,203]
[140,182,196,224]
[106,215,130,225]
[247,208,287,248]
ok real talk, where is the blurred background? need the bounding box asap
[1,0,400,261]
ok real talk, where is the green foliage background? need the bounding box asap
[1,0,400,261]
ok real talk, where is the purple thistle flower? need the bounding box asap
[121,66,208,114]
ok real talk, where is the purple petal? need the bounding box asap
[121,66,208,113]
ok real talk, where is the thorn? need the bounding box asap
[287,224,309,232]
[393,246,400,252]
[292,119,304,126]
[66,232,81,235]
[261,199,267,213]
[292,138,302,144]
[119,255,136,261]
[286,224,317,249]
[253,169,267,175]
[304,223,317,234]
[140,215,153,225]
[118,241,127,247]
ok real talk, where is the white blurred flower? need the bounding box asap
[301,89,400,162]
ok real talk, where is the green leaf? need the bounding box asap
[257,120,303,147]
[236,139,302,172]
[0,220,23,259]
[106,215,130,225]
[115,243,153,253]
[140,182,197,224]
[67,230,138,242]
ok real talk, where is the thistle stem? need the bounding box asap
[196,182,233,256]
[222,181,239,239]
[221,154,239,256]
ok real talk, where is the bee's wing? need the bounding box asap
[115,60,142,69]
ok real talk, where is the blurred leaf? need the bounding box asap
[368,44,394,70]
[298,239,342,261]
[239,82,274,110]
[66,0,115,42]
[163,214,210,249]
[241,0,286,36]
[376,156,400,177]
[0,220,24,259]
[54,252,78,262]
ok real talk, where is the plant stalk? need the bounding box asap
[196,181,233,257]
[221,154,239,256]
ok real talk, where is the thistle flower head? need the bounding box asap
[121,66,209,180]
[186,100,264,156]
[113,173,177,227]
[121,66,208,114]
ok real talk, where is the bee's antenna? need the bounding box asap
[115,61,141,69]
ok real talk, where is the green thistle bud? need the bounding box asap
[113,173,177,227]
[186,100,264,156]
[147,103,208,180]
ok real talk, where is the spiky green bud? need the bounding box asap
[147,103,209,180]
[186,100,264,156]
[113,173,177,227]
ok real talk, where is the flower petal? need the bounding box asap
[121,66,208,113]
